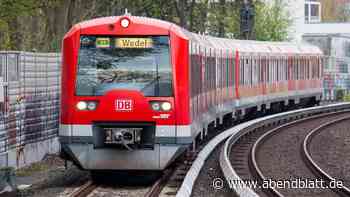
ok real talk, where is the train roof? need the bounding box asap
[73,15,323,56]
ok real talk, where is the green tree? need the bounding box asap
[0,0,292,52]
[253,0,291,41]
[210,0,291,41]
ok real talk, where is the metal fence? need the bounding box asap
[303,34,350,100]
[0,52,60,154]
[323,56,350,100]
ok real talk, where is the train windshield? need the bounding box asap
[76,35,172,96]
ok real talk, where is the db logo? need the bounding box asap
[115,99,133,111]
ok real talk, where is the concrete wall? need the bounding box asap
[0,52,61,169]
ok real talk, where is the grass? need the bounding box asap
[16,162,50,177]
[344,94,350,102]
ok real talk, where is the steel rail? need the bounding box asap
[69,167,174,197]
[145,168,174,197]
[69,180,98,197]
[302,115,350,196]
[249,111,350,197]
[218,103,350,197]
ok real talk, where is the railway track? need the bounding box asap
[212,103,350,197]
[69,181,98,197]
[65,103,350,197]
[68,172,169,197]
[302,115,350,196]
[67,168,178,197]
[67,152,198,197]
[250,111,350,196]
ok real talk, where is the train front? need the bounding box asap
[59,16,190,170]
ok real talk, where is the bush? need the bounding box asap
[335,89,344,101]
[343,94,350,102]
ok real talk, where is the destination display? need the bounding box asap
[96,38,110,48]
[115,38,153,48]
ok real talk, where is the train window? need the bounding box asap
[305,57,308,80]
[292,57,295,80]
[281,57,283,81]
[253,57,256,86]
[282,57,285,81]
[280,57,282,81]
[266,58,269,83]
[274,58,276,82]
[269,58,272,83]
[240,57,243,85]
[268,57,270,83]
[262,57,264,82]
[295,57,297,80]
[263,57,266,83]
[306,57,312,79]
[267,58,271,83]
[243,57,245,85]
[232,51,235,87]
[271,57,274,83]
[226,51,230,93]
[306,57,309,79]
[285,56,287,81]
[249,57,252,86]
[312,57,315,79]
[319,57,322,78]
[271,57,274,82]
[295,56,298,80]
[292,57,297,80]
[305,57,308,79]
[244,57,247,85]
[76,35,172,96]
[272,58,275,82]
[281,56,285,81]
[204,49,207,93]
[270,58,272,83]
[223,52,226,89]
[250,57,252,86]
[316,57,318,79]
[245,57,249,85]
[221,52,224,90]
[216,51,219,90]
[318,56,321,78]
[301,57,304,80]
[256,55,261,84]
[278,58,280,81]
[275,58,277,82]
[256,57,259,83]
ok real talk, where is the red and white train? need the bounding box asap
[59,15,323,171]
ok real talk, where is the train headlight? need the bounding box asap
[76,101,87,110]
[77,101,98,111]
[121,18,130,28]
[161,102,171,111]
[87,102,97,110]
[150,101,172,112]
[151,102,161,111]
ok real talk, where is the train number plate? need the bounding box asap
[115,99,133,111]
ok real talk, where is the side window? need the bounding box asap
[231,51,235,87]
[240,57,244,85]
